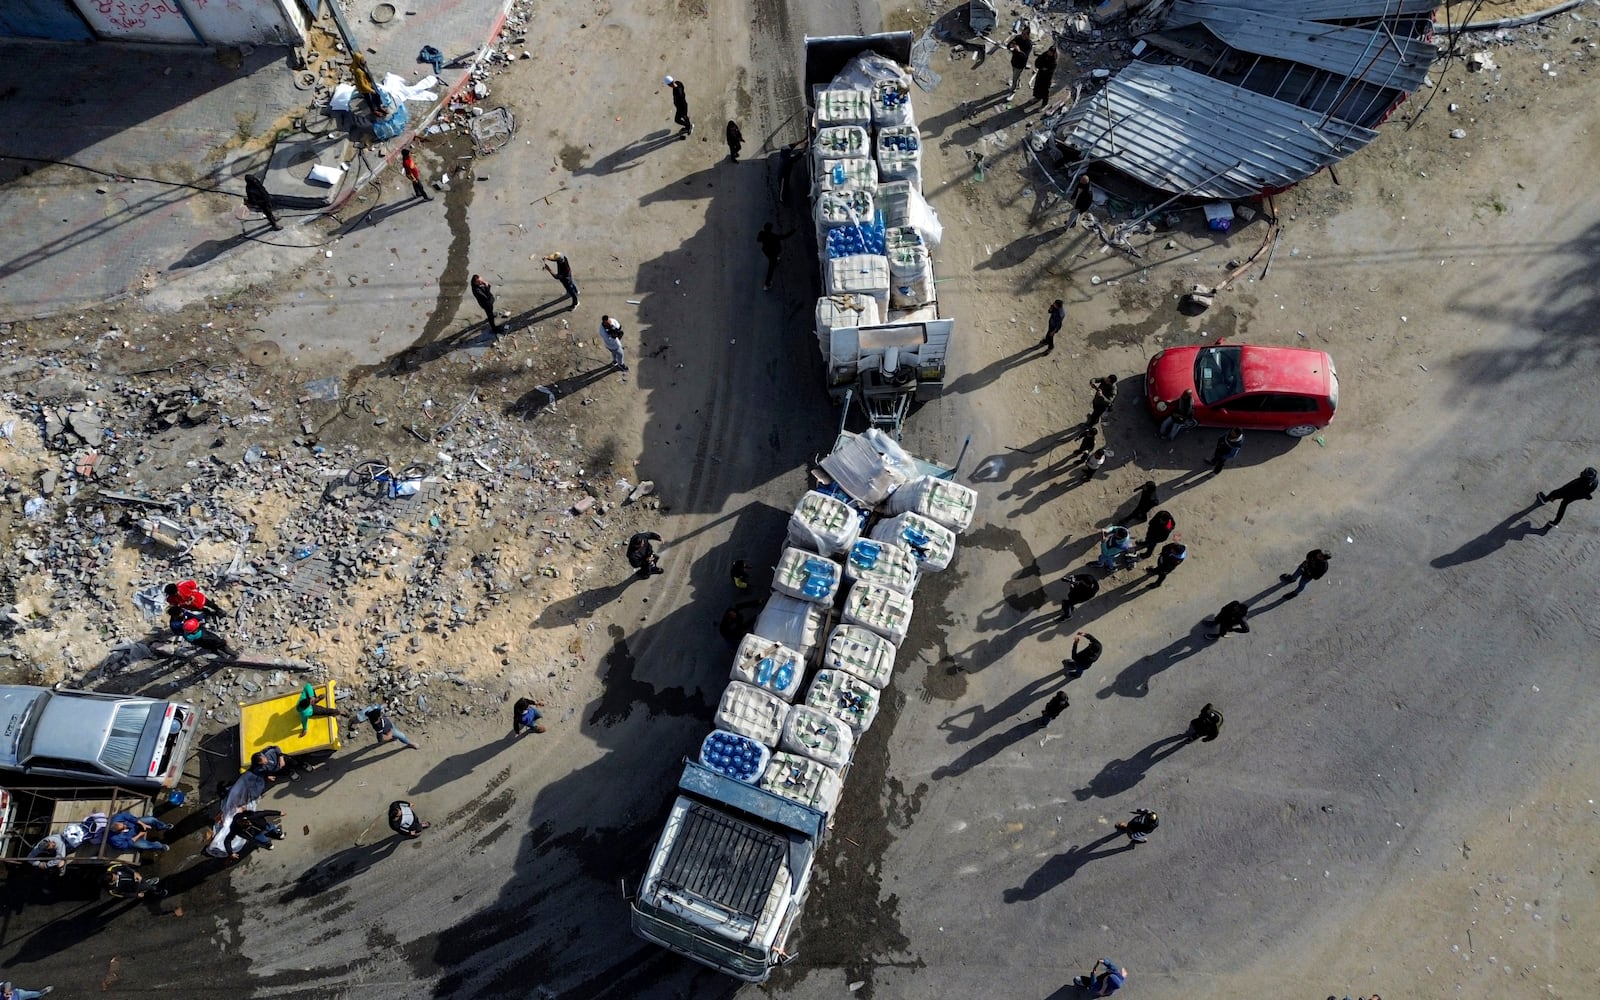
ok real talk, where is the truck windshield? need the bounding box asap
[632,904,770,981]
[1194,345,1242,405]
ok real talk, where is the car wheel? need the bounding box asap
[1285,424,1319,438]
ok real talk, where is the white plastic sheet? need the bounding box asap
[887,475,978,533]
[752,593,828,655]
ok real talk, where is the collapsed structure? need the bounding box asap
[1051,0,1439,198]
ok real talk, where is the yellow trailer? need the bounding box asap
[237,681,341,771]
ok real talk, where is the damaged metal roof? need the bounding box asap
[1052,0,1437,199]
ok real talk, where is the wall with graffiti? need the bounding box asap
[64,0,306,45]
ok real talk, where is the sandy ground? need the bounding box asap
[1,1,1598,999]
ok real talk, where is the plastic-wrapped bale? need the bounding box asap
[876,124,922,189]
[825,624,897,690]
[813,124,869,160]
[815,88,872,127]
[780,703,855,770]
[714,681,790,747]
[887,475,978,533]
[773,547,842,605]
[824,222,886,259]
[871,78,915,128]
[788,489,861,556]
[825,254,890,305]
[752,594,828,657]
[878,180,912,229]
[698,729,772,783]
[759,752,844,816]
[842,582,914,645]
[818,428,917,506]
[843,538,920,596]
[805,667,881,735]
[871,511,957,571]
[818,157,878,194]
[889,260,936,309]
[816,189,875,231]
[816,294,880,336]
[888,242,929,283]
[730,634,805,702]
[885,225,924,254]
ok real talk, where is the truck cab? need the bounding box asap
[631,761,828,982]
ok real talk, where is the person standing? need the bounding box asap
[1141,509,1176,557]
[757,222,795,291]
[542,252,579,310]
[1059,573,1099,620]
[1065,631,1102,676]
[1149,541,1187,588]
[401,147,431,201]
[1186,702,1224,742]
[1081,447,1109,481]
[1209,427,1244,474]
[1536,466,1597,527]
[628,531,664,577]
[1066,174,1093,228]
[360,705,418,750]
[1279,548,1332,599]
[1074,426,1098,460]
[1004,23,1033,98]
[725,120,744,161]
[1072,958,1128,995]
[470,274,499,333]
[1130,481,1159,522]
[599,315,627,371]
[1027,41,1058,108]
[512,696,547,736]
[105,862,166,898]
[1087,374,1117,426]
[666,76,692,136]
[1039,690,1070,727]
[1040,298,1064,353]
[389,800,430,838]
[1205,600,1251,640]
[1114,808,1159,845]
[1096,526,1133,570]
[243,174,281,231]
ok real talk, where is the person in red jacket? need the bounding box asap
[165,579,227,618]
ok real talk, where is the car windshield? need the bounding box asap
[98,703,147,774]
[1193,346,1242,405]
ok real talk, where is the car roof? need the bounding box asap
[1237,344,1332,397]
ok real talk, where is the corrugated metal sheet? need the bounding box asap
[1168,1,1437,93]
[1189,0,1438,16]
[1054,62,1379,199]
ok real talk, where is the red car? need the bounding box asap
[1145,341,1338,437]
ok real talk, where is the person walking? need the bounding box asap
[1065,631,1102,676]
[1096,526,1133,570]
[1039,690,1070,727]
[1004,23,1033,98]
[0,981,55,999]
[1279,548,1332,599]
[168,606,236,659]
[165,579,227,619]
[105,861,166,899]
[1081,447,1108,481]
[1141,509,1175,557]
[542,252,579,310]
[1073,426,1098,461]
[725,120,744,161]
[1066,174,1094,228]
[1114,808,1159,845]
[1149,541,1187,587]
[243,174,282,231]
[294,683,339,737]
[389,800,430,838]
[1059,573,1099,621]
[1087,374,1118,426]
[470,274,499,333]
[360,705,418,750]
[1130,481,1159,522]
[1040,298,1064,353]
[401,147,431,201]
[1072,957,1128,995]
[757,222,795,291]
[1209,427,1244,474]
[1536,466,1597,527]
[1205,600,1251,640]
[1186,702,1224,742]
[666,76,692,136]
[599,315,628,371]
[1027,41,1058,108]
[512,696,547,736]
[628,531,664,577]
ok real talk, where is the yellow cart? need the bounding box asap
[237,681,342,772]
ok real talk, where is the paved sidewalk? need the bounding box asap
[0,0,511,320]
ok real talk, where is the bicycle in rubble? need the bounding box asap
[346,458,429,498]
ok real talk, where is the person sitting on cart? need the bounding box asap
[27,834,68,876]
[249,745,294,783]
[295,683,340,737]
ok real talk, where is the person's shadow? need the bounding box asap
[506,365,621,419]
[278,837,404,902]
[574,130,682,176]
[1003,831,1134,902]
[410,734,515,795]
[1071,732,1190,800]
[933,713,1054,778]
[1097,624,1213,699]
[1430,501,1546,568]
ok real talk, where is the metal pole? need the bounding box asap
[1113,161,1242,240]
